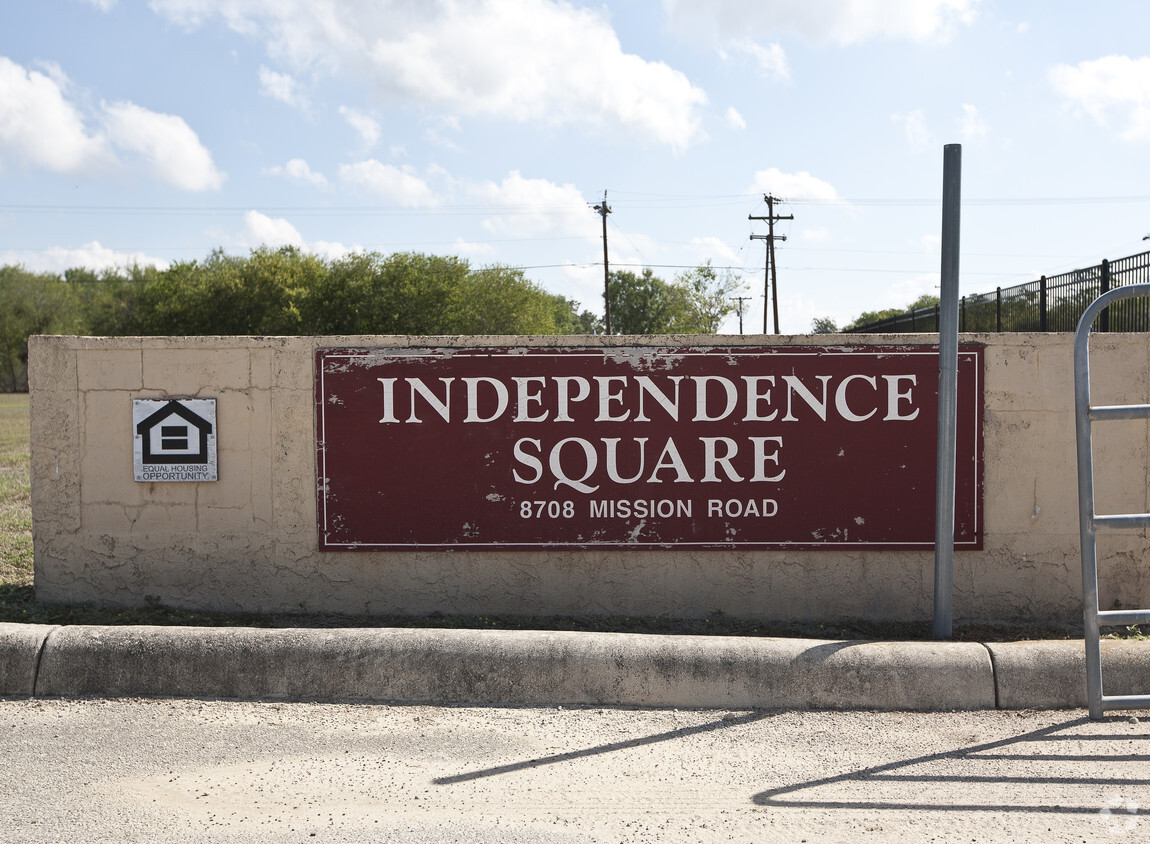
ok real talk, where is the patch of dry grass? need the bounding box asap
[0,393,31,587]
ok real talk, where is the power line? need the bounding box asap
[5,194,1150,216]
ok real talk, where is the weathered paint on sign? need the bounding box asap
[316,346,983,550]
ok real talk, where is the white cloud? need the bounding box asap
[0,241,169,273]
[338,159,437,206]
[237,211,358,260]
[368,1,708,151]
[892,109,935,149]
[0,56,113,174]
[689,236,739,263]
[561,261,611,314]
[801,228,832,244]
[748,168,844,204]
[663,0,980,46]
[262,157,329,189]
[242,209,303,247]
[425,127,463,152]
[724,106,746,131]
[258,65,308,110]
[470,171,594,239]
[960,103,989,142]
[103,100,225,190]
[80,0,117,10]
[148,0,709,151]
[0,56,223,190]
[724,40,789,80]
[1049,55,1150,141]
[452,237,498,258]
[339,105,380,148]
[780,291,826,336]
[886,274,940,305]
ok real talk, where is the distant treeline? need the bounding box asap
[0,246,741,391]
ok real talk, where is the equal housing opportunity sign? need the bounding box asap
[316,346,983,551]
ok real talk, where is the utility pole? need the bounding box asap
[749,195,793,334]
[733,296,751,334]
[593,191,612,334]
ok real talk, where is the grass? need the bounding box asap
[0,394,32,590]
[0,391,1136,641]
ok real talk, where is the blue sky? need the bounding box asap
[2,0,1149,333]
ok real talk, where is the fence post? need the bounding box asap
[1100,259,1110,332]
[996,287,1002,331]
[1040,275,1047,331]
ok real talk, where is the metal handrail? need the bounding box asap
[1073,283,1150,719]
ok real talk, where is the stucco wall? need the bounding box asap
[28,333,1150,623]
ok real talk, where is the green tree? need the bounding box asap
[0,265,78,391]
[300,252,588,336]
[606,263,744,335]
[845,293,940,331]
[69,263,159,336]
[376,252,470,334]
[845,307,903,330]
[300,251,469,335]
[673,261,746,333]
[137,247,324,335]
[810,316,839,334]
[549,295,602,335]
[295,250,379,335]
[443,265,563,335]
[606,268,686,334]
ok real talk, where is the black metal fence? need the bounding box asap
[845,250,1150,333]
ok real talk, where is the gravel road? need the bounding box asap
[1,698,1146,842]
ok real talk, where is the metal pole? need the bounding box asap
[934,143,961,640]
[1073,298,1104,719]
[1100,259,1110,332]
[1039,276,1047,331]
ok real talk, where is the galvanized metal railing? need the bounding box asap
[1073,284,1150,719]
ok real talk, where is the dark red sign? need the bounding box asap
[316,345,983,550]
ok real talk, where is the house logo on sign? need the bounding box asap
[133,399,218,482]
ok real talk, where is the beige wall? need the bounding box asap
[28,333,1150,623]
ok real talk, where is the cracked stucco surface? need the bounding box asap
[27,332,1150,622]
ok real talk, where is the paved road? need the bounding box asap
[1,698,1147,843]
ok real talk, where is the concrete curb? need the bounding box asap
[0,623,57,696]
[987,639,1150,709]
[2,623,1147,711]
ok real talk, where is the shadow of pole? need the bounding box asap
[752,715,1149,813]
[433,709,775,786]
